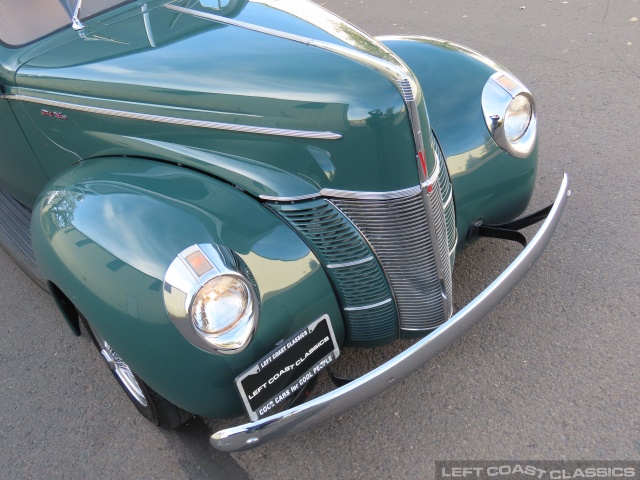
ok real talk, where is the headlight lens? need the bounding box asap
[504,95,533,143]
[192,276,250,335]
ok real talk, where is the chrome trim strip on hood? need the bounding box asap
[320,185,421,200]
[258,193,322,202]
[210,174,570,452]
[259,186,422,202]
[5,94,343,140]
[259,167,442,202]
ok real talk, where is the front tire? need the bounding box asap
[80,315,192,429]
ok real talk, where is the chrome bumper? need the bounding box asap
[211,174,570,452]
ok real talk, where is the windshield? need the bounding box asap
[0,0,132,46]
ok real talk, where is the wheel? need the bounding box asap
[79,315,192,429]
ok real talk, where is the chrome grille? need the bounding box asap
[271,200,399,345]
[332,131,455,332]
[332,192,446,331]
[270,131,456,337]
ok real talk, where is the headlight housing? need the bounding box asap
[163,244,259,355]
[481,71,537,158]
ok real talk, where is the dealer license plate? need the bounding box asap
[236,314,340,421]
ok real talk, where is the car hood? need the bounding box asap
[16,0,433,197]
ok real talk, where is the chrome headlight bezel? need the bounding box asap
[163,243,259,355]
[482,71,537,158]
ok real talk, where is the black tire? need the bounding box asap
[79,314,192,429]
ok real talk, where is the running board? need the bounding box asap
[0,187,46,290]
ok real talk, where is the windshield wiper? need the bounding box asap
[72,0,85,30]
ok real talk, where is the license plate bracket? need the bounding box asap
[236,315,340,421]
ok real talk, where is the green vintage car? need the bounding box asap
[0,0,569,451]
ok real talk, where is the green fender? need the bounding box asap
[380,36,538,247]
[31,157,344,418]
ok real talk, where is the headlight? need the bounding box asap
[163,244,259,355]
[192,276,250,335]
[481,71,537,158]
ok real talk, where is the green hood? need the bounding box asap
[16,0,432,197]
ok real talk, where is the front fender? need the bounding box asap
[380,36,538,245]
[31,157,343,418]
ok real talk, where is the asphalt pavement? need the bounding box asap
[1,1,638,479]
